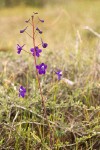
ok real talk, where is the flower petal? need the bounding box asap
[30,48,34,52]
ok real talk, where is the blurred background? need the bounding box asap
[0,0,46,7]
[0,0,100,77]
[0,0,100,52]
[0,0,66,7]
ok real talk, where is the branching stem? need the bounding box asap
[31,16,47,120]
[25,31,33,39]
[23,49,32,55]
[32,16,53,149]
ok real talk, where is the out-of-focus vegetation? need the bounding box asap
[0,0,100,149]
[0,0,66,7]
[0,0,46,7]
[0,0,94,7]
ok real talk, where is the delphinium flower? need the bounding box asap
[38,17,44,23]
[41,38,48,48]
[36,63,47,75]
[36,27,42,34]
[20,26,28,33]
[19,86,26,98]
[17,44,25,54]
[55,70,62,80]
[30,46,42,57]
[25,19,30,23]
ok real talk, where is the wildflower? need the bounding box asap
[25,19,30,23]
[30,47,42,57]
[19,86,26,98]
[38,17,44,23]
[41,38,48,48]
[36,27,42,34]
[36,63,47,75]
[20,26,28,33]
[17,44,25,54]
[55,70,62,80]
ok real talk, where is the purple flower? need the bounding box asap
[30,47,42,57]
[55,70,62,80]
[41,38,48,48]
[36,27,42,34]
[17,44,25,54]
[38,17,44,23]
[20,26,28,33]
[36,63,47,75]
[25,19,30,23]
[19,86,26,98]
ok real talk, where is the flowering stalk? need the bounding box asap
[31,16,48,119]
[32,16,53,148]
[17,13,62,148]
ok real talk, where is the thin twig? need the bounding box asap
[15,121,47,127]
[10,104,55,125]
[83,26,100,38]
[12,111,19,124]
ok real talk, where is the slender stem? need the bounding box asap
[25,31,33,39]
[37,43,42,47]
[29,21,33,26]
[32,16,53,149]
[23,49,32,55]
[34,20,40,35]
[31,16,47,119]
[35,20,40,28]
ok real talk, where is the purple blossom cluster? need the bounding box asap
[30,47,42,57]
[36,63,47,75]
[55,70,62,80]
[19,86,26,98]
[17,12,62,98]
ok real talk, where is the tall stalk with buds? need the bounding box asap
[17,12,62,148]
[17,12,48,119]
[17,12,54,148]
[31,15,48,119]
